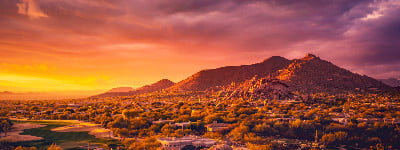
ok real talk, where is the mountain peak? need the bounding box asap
[302,53,318,60]
[93,79,175,98]
[165,53,390,93]
[136,79,175,91]
[379,78,400,87]
[262,56,288,63]
[157,79,174,84]
[277,54,390,92]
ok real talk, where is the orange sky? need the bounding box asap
[0,0,399,97]
[0,0,286,94]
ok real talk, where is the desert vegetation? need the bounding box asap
[1,90,400,149]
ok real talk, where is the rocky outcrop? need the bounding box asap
[218,77,294,100]
[276,54,390,93]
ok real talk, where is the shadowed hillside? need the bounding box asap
[167,56,292,91]
[93,79,175,98]
[379,78,400,87]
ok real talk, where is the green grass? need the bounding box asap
[0,120,122,150]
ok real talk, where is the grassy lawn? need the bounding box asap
[1,120,121,150]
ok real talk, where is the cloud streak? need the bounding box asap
[16,0,48,19]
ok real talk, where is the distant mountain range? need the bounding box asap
[134,79,175,93]
[0,91,96,100]
[93,54,392,98]
[0,91,15,95]
[379,78,400,87]
[167,56,291,91]
[107,87,135,93]
[92,79,175,98]
[216,53,395,100]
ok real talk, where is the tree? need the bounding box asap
[252,123,277,136]
[204,131,224,140]
[122,109,142,119]
[204,113,224,124]
[14,146,37,150]
[182,145,196,150]
[229,124,249,142]
[321,131,347,146]
[1,119,12,136]
[128,137,161,150]
[161,124,175,136]
[118,128,130,138]
[334,131,348,142]
[321,133,336,145]
[246,143,272,150]
[288,119,315,139]
[47,143,63,150]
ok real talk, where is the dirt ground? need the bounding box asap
[89,128,115,138]
[0,123,46,142]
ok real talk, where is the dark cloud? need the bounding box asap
[354,9,400,64]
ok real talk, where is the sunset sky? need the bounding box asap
[0,0,400,95]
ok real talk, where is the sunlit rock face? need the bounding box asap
[276,54,390,93]
[219,77,294,100]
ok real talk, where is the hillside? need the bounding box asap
[167,56,292,91]
[0,91,14,95]
[218,77,294,100]
[276,54,390,92]
[134,79,175,93]
[379,78,400,87]
[92,79,175,98]
[212,54,391,101]
[168,54,390,94]
[107,87,135,93]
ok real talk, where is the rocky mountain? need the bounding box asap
[213,54,391,101]
[218,77,294,100]
[92,79,175,98]
[276,54,390,92]
[379,78,400,87]
[107,87,135,93]
[134,79,175,93]
[93,54,390,98]
[0,91,14,95]
[167,56,292,91]
[169,54,390,94]
[91,91,134,98]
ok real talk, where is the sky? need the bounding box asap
[0,0,400,96]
